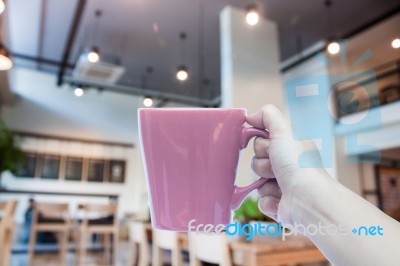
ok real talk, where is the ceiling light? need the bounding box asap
[87,47,100,63]
[176,33,189,82]
[0,54,12,71]
[0,1,5,14]
[176,65,189,81]
[74,87,84,97]
[327,41,340,55]
[246,7,259,26]
[143,97,153,107]
[391,38,400,49]
[0,48,12,71]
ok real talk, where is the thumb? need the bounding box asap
[246,105,291,139]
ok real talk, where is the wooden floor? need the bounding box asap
[10,242,131,266]
[9,241,327,266]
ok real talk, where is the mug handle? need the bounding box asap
[231,127,270,210]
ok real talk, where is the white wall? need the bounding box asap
[0,67,148,222]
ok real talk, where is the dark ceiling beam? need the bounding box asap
[57,0,87,86]
[11,52,75,68]
[13,130,134,148]
[156,99,169,108]
[281,4,400,73]
[63,76,221,107]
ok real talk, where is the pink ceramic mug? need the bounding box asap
[138,108,269,231]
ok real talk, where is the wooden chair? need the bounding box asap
[75,203,118,266]
[189,232,232,266]
[153,228,185,266]
[128,221,151,266]
[28,202,70,266]
[0,200,17,266]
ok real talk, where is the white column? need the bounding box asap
[220,6,284,186]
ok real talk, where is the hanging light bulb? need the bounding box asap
[87,47,100,63]
[0,1,5,14]
[324,1,340,56]
[392,38,400,49]
[176,32,189,82]
[176,65,189,81]
[74,87,84,97]
[0,47,12,71]
[327,41,340,55]
[143,96,153,107]
[246,6,259,26]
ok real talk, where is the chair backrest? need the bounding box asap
[129,221,151,266]
[77,203,118,226]
[153,228,179,250]
[0,200,17,228]
[78,203,118,214]
[34,202,69,219]
[189,232,232,266]
[129,221,148,244]
[0,201,17,266]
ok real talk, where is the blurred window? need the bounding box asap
[65,157,83,181]
[109,160,125,183]
[41,155,60,180]
[14,153,36,177]
[88,159,105,182]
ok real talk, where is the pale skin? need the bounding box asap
[247,105,400,266]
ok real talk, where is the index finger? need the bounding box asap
[246,105,290,139]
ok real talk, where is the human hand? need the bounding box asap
[247,105,333,225]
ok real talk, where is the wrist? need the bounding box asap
[285,169,337,226]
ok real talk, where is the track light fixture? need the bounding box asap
[143,96,153,107]
[324,1,340,55]
[87,46,100,63]
[246,5,259,26]
[74,86,84,97]
[176,32,189,81]
[176,65,189,81]
[86,10,102,63]
[392,38,400,49]
[327,41,340,55]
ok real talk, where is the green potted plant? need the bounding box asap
[234,197,272,224]
[0,119,24,187]
[233,197,278,241]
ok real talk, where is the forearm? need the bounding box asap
[291,174,400,265]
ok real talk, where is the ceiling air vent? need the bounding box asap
[72,55,125,84]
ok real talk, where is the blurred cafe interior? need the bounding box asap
[0,0,400,265]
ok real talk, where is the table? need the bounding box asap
[145,223,327,266]
[229,238,326,266]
